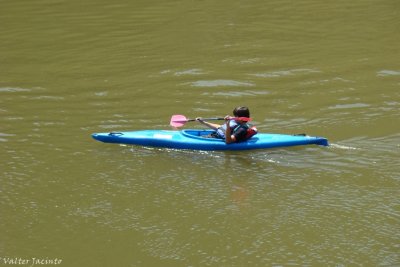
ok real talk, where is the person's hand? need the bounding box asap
[224,115,232,121]
[196,117,203,122]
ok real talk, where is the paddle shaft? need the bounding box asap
[185,117,224,122]
[170,114,252,128]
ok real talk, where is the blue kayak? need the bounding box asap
[92,129,328,151]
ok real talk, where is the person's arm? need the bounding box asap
[196,118,220,130]
[225,116,236,144]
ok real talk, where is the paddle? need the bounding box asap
[170,115,224,127]
[170,114,251,128]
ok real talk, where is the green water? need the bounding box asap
[1,0,399,266]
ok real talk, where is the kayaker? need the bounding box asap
[196,106,256,144]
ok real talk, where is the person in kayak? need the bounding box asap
[196,106,256,144]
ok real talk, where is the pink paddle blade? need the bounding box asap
[170,114,188,127]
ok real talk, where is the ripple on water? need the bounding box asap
[202,90,270,97]
[174,68,206,76]
[377,69,400,76]
[188,79,255,87]
[0,133,15,142]
[248,68,321,78]
[0,87,32,92]
[327,103,370,109]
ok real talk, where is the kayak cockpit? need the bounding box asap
[180,129,259,143]
[181,129,223,141]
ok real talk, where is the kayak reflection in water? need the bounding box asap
[196,106,257,144]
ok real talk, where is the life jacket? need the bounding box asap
[232,124,258,140]
[217,121,258,140]
[245,125,258,139]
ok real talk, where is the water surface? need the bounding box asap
[1,0,399,266]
